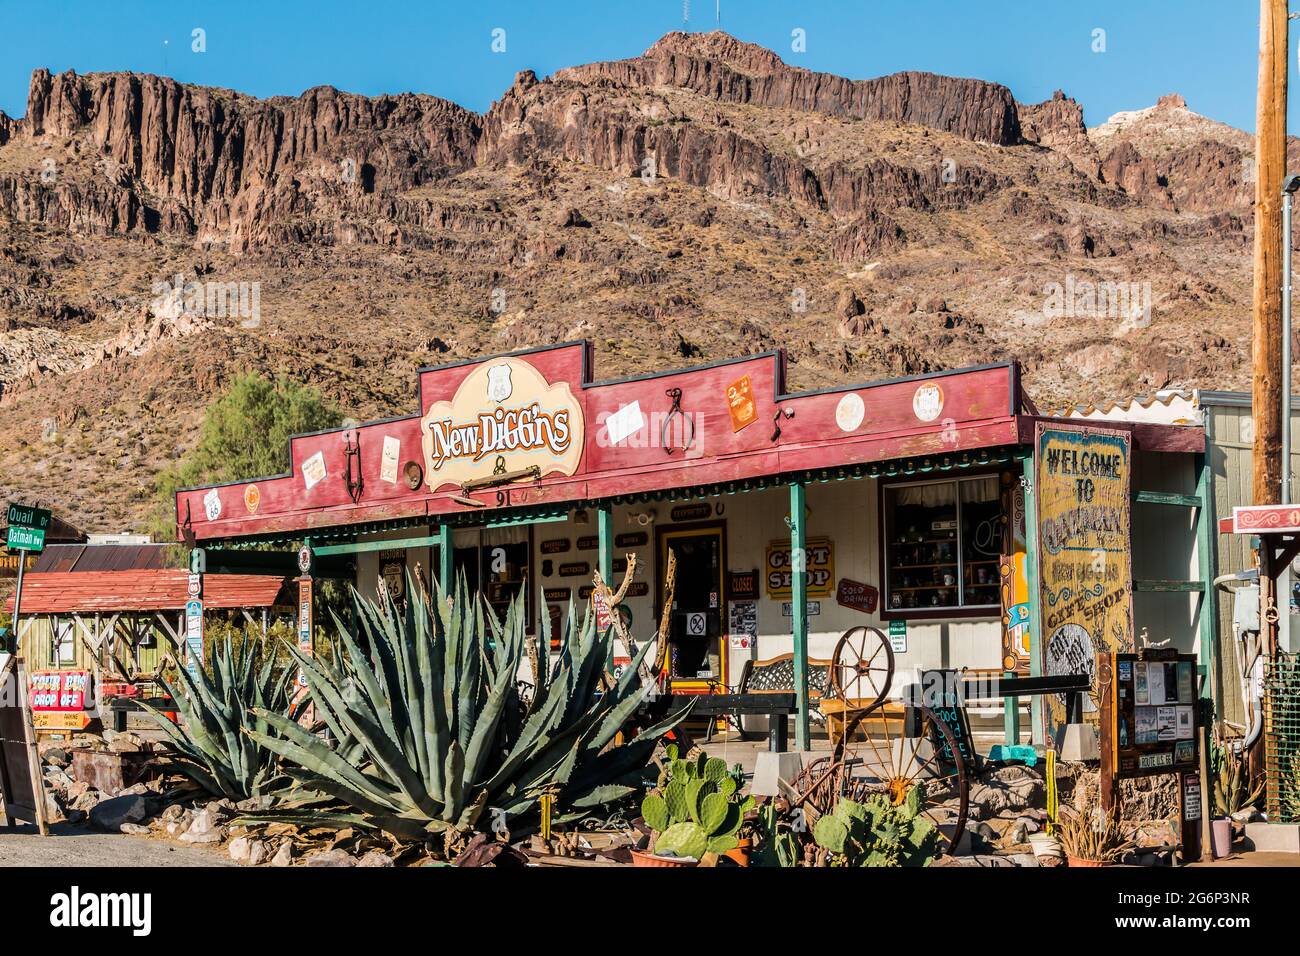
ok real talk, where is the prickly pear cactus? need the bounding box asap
[811,790,941,867]
[655,821,709,859]
[641,793,670,832]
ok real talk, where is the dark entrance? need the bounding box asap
[657,522,726,692]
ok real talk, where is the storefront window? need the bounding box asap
[884,475,1002,615]
[52,616,75,665]
[453,527,532,630]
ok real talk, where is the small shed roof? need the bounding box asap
[4,570,290,615]
[31,543,172,574]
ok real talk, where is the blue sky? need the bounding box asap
[0,1,1291,133]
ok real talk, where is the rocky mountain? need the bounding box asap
[0,31,1266,532]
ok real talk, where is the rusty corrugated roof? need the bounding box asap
[3,570,290,615]
[31,543,173,573]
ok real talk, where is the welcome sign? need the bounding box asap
[1035,423,1133,748]
[420,357,584,492]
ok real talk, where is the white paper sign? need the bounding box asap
[605,401,646,446]
[302,451,327,490]
[380,435,401,484]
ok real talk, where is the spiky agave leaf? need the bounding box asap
[140,636,298,800]
[266,572,688,841]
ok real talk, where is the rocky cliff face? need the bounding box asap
[556,31,1021,145]
[6,68,481,248]
[0,31,1262,531]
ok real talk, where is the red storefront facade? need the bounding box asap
[175,342,1205,749]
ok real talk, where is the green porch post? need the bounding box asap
[1021,452,1045,748]
[597,502,615,666]
[1194,452,1218,706]
[789,481,811,751]
[437,524,453,598]
[597,503,614,588]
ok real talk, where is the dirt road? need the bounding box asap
[0,820,232,866]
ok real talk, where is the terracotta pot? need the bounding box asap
[1211,818,1233,859]
[630,848,695,868]
[1066,854,1106,868]
[724,838,753,867]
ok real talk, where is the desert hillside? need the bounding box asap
[0,31,1276,532]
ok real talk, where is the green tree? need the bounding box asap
[150,374,342,540]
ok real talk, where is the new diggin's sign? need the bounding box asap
[420,358,584,491]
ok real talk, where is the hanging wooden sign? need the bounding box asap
[543,587,571,602]
[558,562,590,578]
[576,535,599,551]
[540,538,571,554]
[615,531,648,548]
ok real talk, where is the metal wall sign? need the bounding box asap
[297,577,314,682]
[888,618,908,653]
[1034,423,1133,748]
[184,598,204,676]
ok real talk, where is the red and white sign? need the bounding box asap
[1230,504,1300,534]
[29,670,94,712]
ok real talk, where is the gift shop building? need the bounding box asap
[174,342,1208,750]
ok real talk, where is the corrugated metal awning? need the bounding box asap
[4,570,290,615]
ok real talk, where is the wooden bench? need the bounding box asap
[733,653,832,741]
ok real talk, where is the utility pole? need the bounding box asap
[1251,0,1288,508]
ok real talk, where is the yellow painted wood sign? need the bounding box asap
[1035,423,1133,748]
[765,538,834,599]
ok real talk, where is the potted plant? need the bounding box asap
[1210,727,1263,858]
[722,763,755,866]
[1056,801,1135,867]
[636,750,754,867]
[810,787,942,867]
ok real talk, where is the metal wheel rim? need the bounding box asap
[832,702,969,856]
[830,625,894,710]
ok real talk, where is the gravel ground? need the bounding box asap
[0,819,232,867]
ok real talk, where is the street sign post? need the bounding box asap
[5,503,51,656]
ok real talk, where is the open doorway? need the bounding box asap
[657,522,726,693]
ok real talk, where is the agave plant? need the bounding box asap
[247,576,686,841]
[140,636,301,800]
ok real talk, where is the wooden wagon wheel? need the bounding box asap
[832,703,969,856]
[830,625,894,711]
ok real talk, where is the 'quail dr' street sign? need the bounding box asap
[5,504,51,553]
